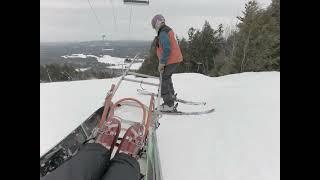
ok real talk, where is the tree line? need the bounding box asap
[139,0,280,77]
[40,64,120,82]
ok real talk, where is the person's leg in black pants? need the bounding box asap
[161,63,179,107]
[41,117,122,180]
[101,153,140,180]
[41,143,111,180]
[101,122,145,180]
[41,117,142,180]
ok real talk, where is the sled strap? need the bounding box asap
[108,98,147,126]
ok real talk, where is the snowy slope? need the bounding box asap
[40,72,280,180]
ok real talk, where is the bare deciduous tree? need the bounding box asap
[241,28,252,72]
[46,68,52,82]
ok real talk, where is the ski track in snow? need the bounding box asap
[40,72,280,180]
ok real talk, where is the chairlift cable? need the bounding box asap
[128,5,133,39]
[108,0,118,32]
[87,0,105,35]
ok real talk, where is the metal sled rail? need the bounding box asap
[127,71,158,79]
[123,77,159,87]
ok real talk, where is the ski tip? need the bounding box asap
[161,108,215,115]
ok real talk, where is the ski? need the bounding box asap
[157,103,215,115]
[137,89,206,106]
[160,108,215,115]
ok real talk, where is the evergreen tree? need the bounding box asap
[138,36,160,76]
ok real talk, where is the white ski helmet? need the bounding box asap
[151,14,165,32]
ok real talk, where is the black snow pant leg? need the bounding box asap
[101,153,140,180]
[41,143,111,180]
[161,63,179,106]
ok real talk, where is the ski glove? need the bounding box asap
[158,63,165,73]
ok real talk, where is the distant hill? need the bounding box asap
[40,40,151,65]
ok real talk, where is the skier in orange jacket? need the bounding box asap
[151,14,183,111]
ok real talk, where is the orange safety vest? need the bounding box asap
[156,25,183,65]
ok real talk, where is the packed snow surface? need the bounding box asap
[40,72,280,180]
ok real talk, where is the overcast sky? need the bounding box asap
[40,0,271,42]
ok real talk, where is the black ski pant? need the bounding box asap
[41,143,140,180]
[161,63,179,107]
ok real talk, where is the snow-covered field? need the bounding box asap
[62,54,144,70]
[40,72,280,180]
[102,48,114,51]
[75,67,91,72]
[61,54,88,59]
[61,54,99,59]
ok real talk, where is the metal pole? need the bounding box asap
[123,77,159,87]
[157,73,162,113]
[127,71,158,79]
[153,130,163,180]
[111,53,140,97]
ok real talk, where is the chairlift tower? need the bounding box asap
[102,34,106,41]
